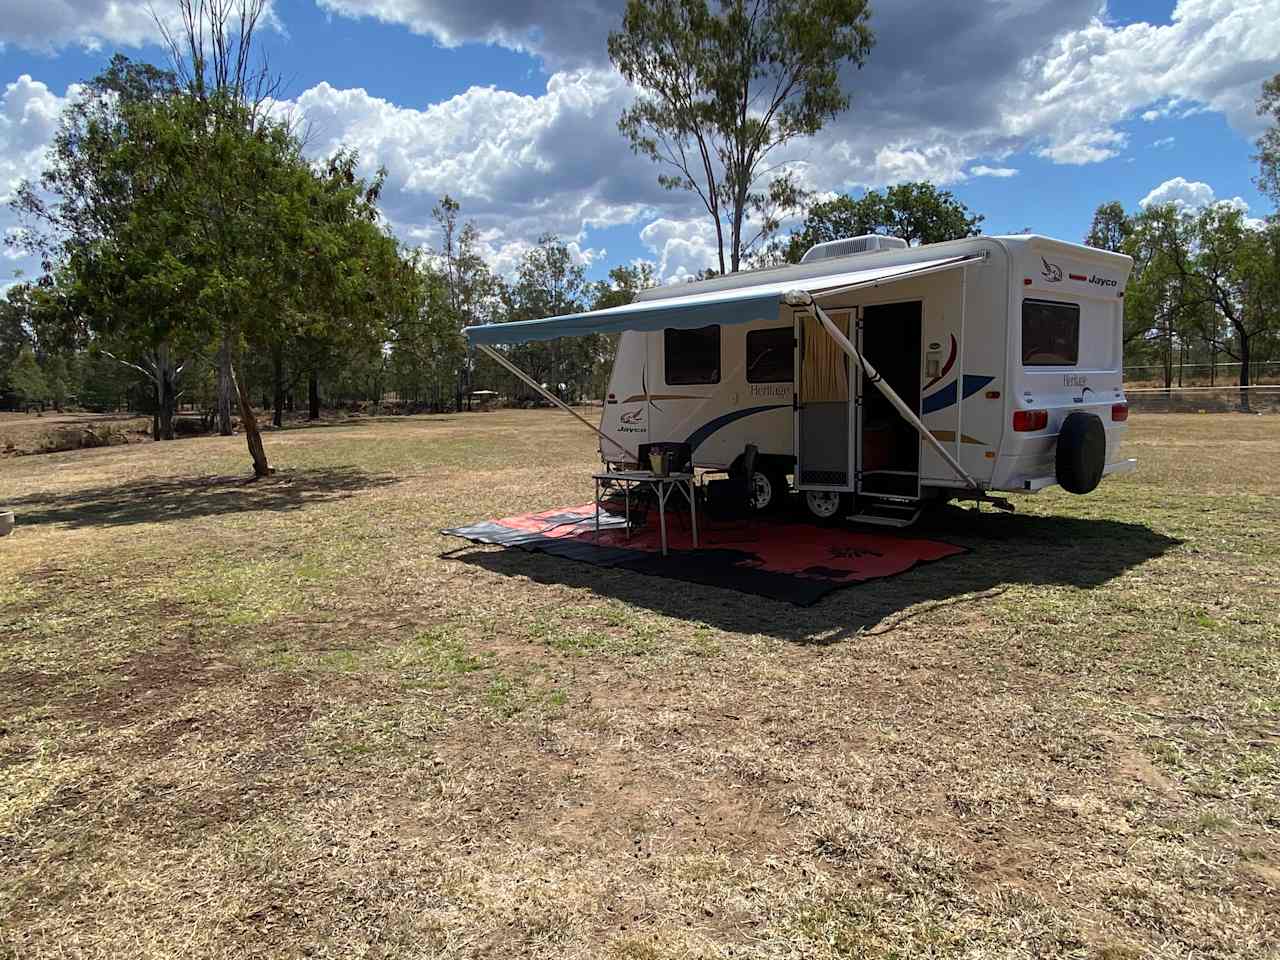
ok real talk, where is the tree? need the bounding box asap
[0,286,33,382]
[14,49,409,468]
[1085,201,1134,253]
[1128,202,1280,407]
[432,195,498,410]
[782,183,983,262]
[609,0,873,274]
[7,346,47,409]
[10,56,194,439]
[1255,72,1280,207]
[586,263,659,397]
[503,236,595,401]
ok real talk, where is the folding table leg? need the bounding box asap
[657,482,668,556]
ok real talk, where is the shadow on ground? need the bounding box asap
[275,415,458,431]
[6,467,400,529]
[449,505,1181,643]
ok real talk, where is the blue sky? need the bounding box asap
[3,0,1278,287]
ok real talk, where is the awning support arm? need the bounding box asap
[475,343,639,463]
[785,291,980,491]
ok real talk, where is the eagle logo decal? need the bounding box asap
[1041,257,1063,283]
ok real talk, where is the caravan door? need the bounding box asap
[856,300,923,500]
[794,308,855,490]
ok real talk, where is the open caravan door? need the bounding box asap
[465,252,987,522]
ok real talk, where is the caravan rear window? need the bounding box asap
[1022,299,1080,366]
[665,325,720,385]
[746,326,794,383]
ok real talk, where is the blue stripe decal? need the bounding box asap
[685,404,789,452]
[921,375,994,415]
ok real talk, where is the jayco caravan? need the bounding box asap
[466,234,1136,526]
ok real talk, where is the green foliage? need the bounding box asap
[781,183,984,262]
[609,0,874,273]
[13,52,414,435]
[1123,201,1280,392]
[7,345,47,404]
[502,236,598,401]
[1255,72,1280,206]
[1085,201,1135,253]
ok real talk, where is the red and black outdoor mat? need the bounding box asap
[442,503,968,606]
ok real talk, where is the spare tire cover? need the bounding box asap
[1056,412,1106,494]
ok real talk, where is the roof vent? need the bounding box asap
[800,234,909,263]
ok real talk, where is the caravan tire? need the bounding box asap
[1055,412,1106,494]
[804,490,849,524]
[749,468,787,512]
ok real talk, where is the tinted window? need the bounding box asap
[1022,299,1080,366]
[665,325,720,385]
[746,326,794,383]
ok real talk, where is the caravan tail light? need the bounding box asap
[1012,409,1048,432]
[1111,403,1129,422]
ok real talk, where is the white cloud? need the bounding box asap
[1,0,167,52]
[1140,176,1216,210]
[0,0,288,54]
[1150,136,1175,149]
[285,70,675,276]
[1006,0,1280,167]
[1139,176,1267,228]
[638,217,719,281]
[1,76,79,284]
[969,165,1019,178]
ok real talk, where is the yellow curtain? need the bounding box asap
[800,311,849,403]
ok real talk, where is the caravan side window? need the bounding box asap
[746,327,794,383]
[1022,299,1080,366]
[665,325,720,384]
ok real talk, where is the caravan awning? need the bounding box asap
[464,253,983,346]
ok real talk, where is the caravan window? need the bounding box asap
[1022,299,1080,366]
[746,327,794,383]
[664,325,720,384]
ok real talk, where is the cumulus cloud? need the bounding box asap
[1139,176,1267,228]
[314,0,621,68]
[1,76,78,283]
[283,70,679,275]
[0,0,192,52]
[638,217,720,281]
[969,165,1019,179]
[1140,176,1217,210]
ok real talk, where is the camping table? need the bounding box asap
[592,470,699,557]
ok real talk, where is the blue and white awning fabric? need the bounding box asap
[464,254,981,346]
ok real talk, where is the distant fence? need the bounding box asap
[1125,385,1280,414]
[1124,359,1279,388]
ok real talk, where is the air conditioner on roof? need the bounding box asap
[800,234,909,263]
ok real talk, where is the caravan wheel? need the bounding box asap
[804,490,848,523]
[749,469,786,512]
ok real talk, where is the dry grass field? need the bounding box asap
[1,410,1277,959]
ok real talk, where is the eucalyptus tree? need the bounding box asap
[609,0,874,274]
[1085,201,1135,254]
[504,236,595,401]
[781,182,983,262]
[1255,72,1280,206]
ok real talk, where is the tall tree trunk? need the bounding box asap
[217,331,234,436]
[272,343,285,429]
[231,366,272,478]
[308,371,320,420]
[156,341,176,441]
[1238,328,1251,413]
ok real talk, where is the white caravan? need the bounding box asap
[466,233,1136,527]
